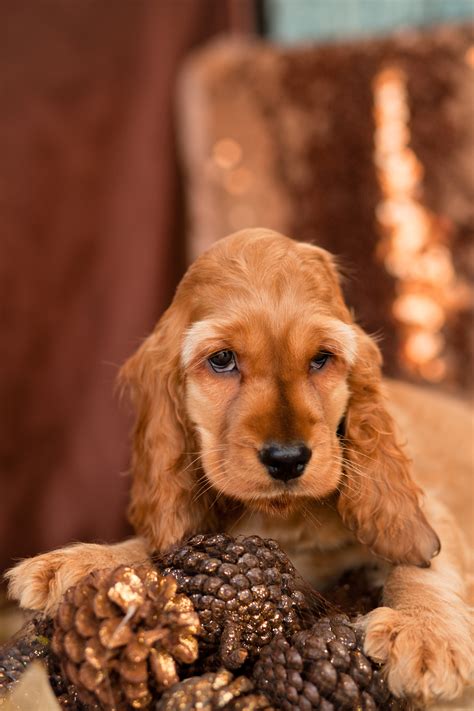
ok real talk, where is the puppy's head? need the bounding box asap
[122,228,439,566]
[180,231,354,509]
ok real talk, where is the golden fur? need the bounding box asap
[7,229,473,705]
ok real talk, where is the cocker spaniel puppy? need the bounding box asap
[7,229,473,705]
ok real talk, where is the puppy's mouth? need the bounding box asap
[220,487,299,515]
[199,461,303,514]
[249,492,299,515]
[230,476,304,513]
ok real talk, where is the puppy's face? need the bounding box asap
[125,229,438,565]
[180,233,356,513]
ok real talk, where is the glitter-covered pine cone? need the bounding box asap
[0,617,50,697]
[157,534,309,670]
[2,536,411,709]
[156,669,274,710]
[51,564,200,710]
[253,615,408,710]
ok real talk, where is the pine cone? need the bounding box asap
[324,567,383,618]
[0,616,91,709]
[157,534,309,670]
[0,617,50,696]
[52,564,200,710]
[253,615,408,710]
[156,668,273,710]
[46,632,99,709]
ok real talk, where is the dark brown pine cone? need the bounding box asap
[0,616,50,697]
[324,567,384,618]
[157,534,310,670]
[51,564,200,710]
[253,615,409,710]
[156,668,274,710]
[0,615,91,709]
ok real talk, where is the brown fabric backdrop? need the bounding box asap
[0,0,256,572]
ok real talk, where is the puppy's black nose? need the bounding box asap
[259,442,312,482]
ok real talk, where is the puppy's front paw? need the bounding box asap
[6,549,89,615]
[5,543,129,615]
[360,606,473,704]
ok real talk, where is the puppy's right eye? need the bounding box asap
[208,350,238,373]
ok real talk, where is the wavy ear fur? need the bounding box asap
[337,328,440,567]
[119,307,211,552]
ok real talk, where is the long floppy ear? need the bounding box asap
[337,328,440,567]
[119,307,210,552]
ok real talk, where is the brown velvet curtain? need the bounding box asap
[0,0,256,572]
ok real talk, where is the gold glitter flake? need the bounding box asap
[150,648,179,689]
[108,568,146,611]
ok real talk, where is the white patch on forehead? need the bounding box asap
[333,322,358,365]
[317,317,358,365]
[181,320,222,367]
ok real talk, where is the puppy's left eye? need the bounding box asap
[208,350,238,373]
[310,352,332,371]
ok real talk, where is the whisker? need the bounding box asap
[228,503,253,533]
[181,453,205,475]
[191,457,238,505]
[185,445,227,456]
[300,501,322,529]
[329,453,380,483]
[338,443,381,465]
[191,469,228,504]
[181,445,231,473]
[339,462,379,482]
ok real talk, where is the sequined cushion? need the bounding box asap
[178,25,474,393]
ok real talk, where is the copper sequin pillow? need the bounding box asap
[178,24,474,394]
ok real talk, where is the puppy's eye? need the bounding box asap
[310,352,332,371]
[208,350,238,373]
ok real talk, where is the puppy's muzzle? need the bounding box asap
[259,442,312,482]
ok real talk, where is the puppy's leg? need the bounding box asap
[360,499,473,705]
[6,537,149,615]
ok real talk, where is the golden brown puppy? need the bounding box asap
[7,229,473,705]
